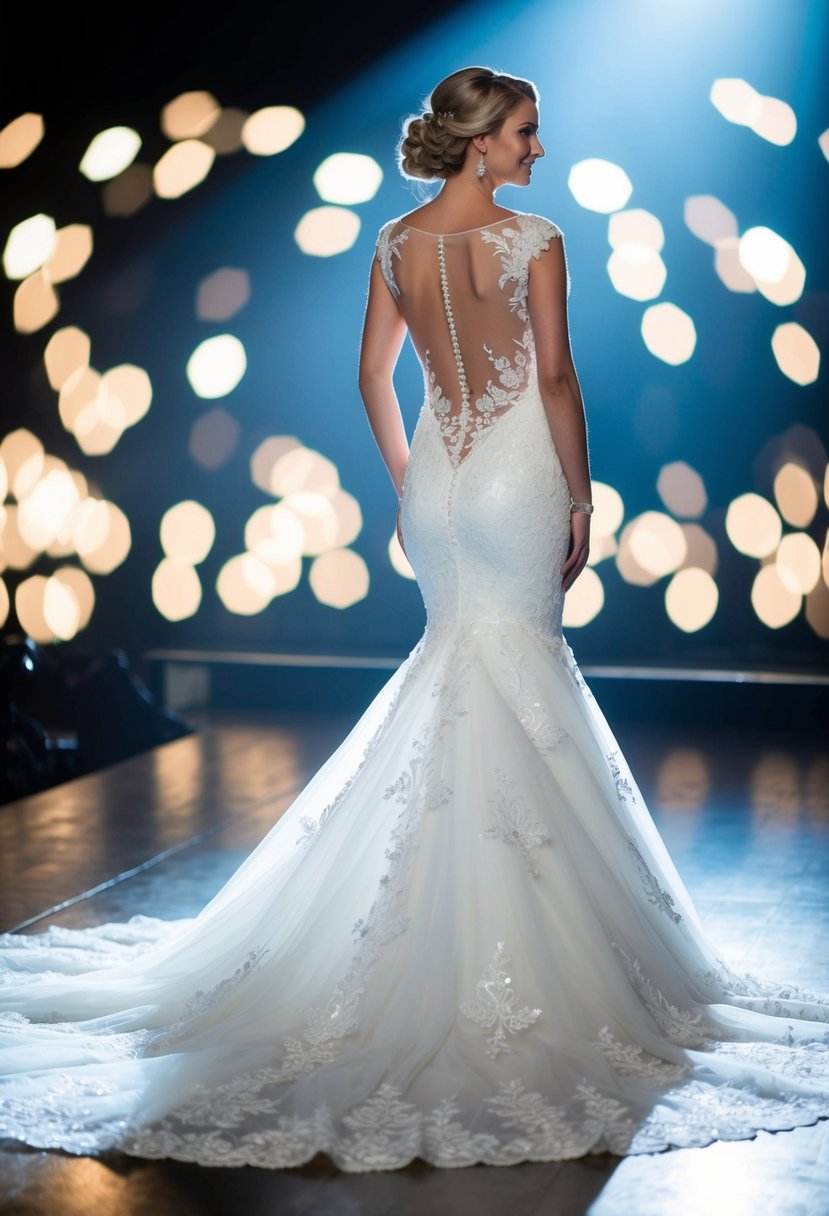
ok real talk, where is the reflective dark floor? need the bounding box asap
[1,703,828,1216]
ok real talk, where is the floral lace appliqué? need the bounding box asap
[608,750,635,805]
[381,722,452,824]
[481,769,551,878]
[485,1077,635,1156]
[612,943,713,1048]
[496,634,569,755]
[480,217,562,321]
[375,222,408,298]
[594,1026,691,1081]
[695,958,829,1021]
[296,637,428,846]
[461,941,541,1058]
[627,838,683,924]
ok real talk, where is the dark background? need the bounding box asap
[2,0,827,680]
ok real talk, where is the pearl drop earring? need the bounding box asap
[476,152,486,179]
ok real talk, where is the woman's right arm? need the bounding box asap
[358,256,410,499]
[527,231,592,592]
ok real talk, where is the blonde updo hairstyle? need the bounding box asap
[397,66,538,182]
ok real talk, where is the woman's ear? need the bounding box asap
[471,133,488,154]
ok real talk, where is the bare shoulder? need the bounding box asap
[397,202,440,227]
[398,202,522,233]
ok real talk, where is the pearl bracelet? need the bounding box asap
[569,500,593,515]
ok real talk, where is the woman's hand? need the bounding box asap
[561,511,590,592]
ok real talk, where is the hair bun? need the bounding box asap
[397,66,537,183]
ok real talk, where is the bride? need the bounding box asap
[1,65,828,1173]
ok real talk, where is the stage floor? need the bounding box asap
[1,704,828,1215]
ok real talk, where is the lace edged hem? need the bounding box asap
[4,1091,828,1173]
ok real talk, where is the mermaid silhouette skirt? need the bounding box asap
[1,382,829,1171]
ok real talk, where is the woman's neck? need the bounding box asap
[441,173,498,207]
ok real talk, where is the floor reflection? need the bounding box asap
[0,709,827,1215]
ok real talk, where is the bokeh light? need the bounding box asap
[271,447,340,497]
[0,112,44,167]
[160,500,216,564]
[678,524,718,575]
[1,505,37,570]
[102,164,154,217]
[771,323,820,385]
[43,573,81,640]
[608,209,664,252]
[18,469,80,549]
[13,270,59,333]
[640,302,697,364]
[738,226,804,304]
[280,491,339,555]
[590,481,625,541]
[774,462,819,528]
[51,565,94,630]
[607,245,667,301]
[161,91,221,140]
[714,238,757,293]
[628,511,687,578]
[328,490,363,547]
[15,574,55,642]
[45,225,94,284]
[683,196,738,246]
[751,563,801,628]
[665,567,719,632]
[776,532,821,595]
[294,207,361,256]
[563,565,605,626]
[710,78,796,145]
[186,334,247,398]
[80,127,142,181]
[153,558,203,622]
[202,107,248,155]
[309,548,370,608]
[189,407,241,470]
[737,226,788,280]
[242,106,305,155]
[389,531,415,579]
[726,493,782,558]
[3,213,56,279]
[196,268,251,320]
[245,502,305,565]
[216,553,275,615]
[313,153,383,204]
[805,579,829,639]
[100,363,153,429]
[73,499,131,573]
[153,140,216,199]
[1,429,43,494]
[567,159,633,212]
[250,435,302,493]
[657,461,707,518]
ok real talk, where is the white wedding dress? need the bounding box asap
[2,212,829,1173]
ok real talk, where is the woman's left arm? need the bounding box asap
[358,256,410,498]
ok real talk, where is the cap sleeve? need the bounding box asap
[527,214,569,297]
[374,219,408,299]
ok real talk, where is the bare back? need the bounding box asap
[375,211,564,468]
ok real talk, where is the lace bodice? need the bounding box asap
[376,213,564,467]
